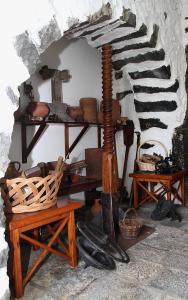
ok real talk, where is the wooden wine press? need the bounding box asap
[101,44,119,242]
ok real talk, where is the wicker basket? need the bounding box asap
[1,157,64,213]
[137,140,168,172]
[119,208,143,239]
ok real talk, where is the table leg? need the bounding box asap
[166,180,171,202]
[33,228,40,251]
[133,179,138,208]
[68,210,77,267]
[11,229,23,298]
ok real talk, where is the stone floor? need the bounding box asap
[13,203,188,300]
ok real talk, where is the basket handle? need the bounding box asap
[55,156,64,173]
[137,140,168,162]
[122,208,138,222]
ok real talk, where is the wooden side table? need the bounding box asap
[129,170,187,209]
[6,200,82,298]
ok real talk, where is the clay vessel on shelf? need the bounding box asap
[66,106,83,121]
[27,101,50,118]
[79,98,97,123]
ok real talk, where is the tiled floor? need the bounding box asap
[11,203,188,300]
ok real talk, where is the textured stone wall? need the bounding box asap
[0,1,186,298]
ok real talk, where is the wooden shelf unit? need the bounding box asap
[20,119,102,163]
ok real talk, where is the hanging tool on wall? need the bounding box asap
[101,44,119,242]
[129,131,140,207]
[39,65,71,102]
[120,120,134,204]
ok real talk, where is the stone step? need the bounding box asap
[124,60,165,73]
[89,26,136,48]
[134,99,177,113]
[110,23,147,44]
[116,90,133,100]
[80,20,130,39]
[131,78,176,88]
[137,110,178,125]
[128,65,171,80]
[139,117,168,131]
[112,24,158,55]
[67,16,114,36]
[112,49,165,71]
[133,79,179,94]
[132,92,178,102]
[112,46,160,61]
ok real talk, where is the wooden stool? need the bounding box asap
[6,200,81,298]
[129,170,187,208]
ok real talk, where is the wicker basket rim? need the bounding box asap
[5,171,61,184]
[2,156,64,213]
[136,160,156,171]
[119,208,143,229]
[137,139,168,163]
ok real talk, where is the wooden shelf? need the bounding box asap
[61,176,102,195]
[21,119,101,126]
[20,119,102,163]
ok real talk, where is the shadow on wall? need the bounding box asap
[8,36,102,170]
[8,37,70,170]
[29,36,74,102]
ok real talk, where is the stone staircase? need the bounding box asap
[66,10,181,155]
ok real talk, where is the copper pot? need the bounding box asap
[27,101,50,118]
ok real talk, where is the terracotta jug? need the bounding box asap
[66,106,83,121]
[27,101,50,118]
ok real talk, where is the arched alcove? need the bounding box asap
[0,1,187,298]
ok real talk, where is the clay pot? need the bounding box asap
[27,101,50,118]
[80,98,97,123]
[66,106,83,121]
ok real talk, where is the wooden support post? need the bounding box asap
[26,123,48,158]
[64,124,69,157]
[67,125,89,156]
[21,121,48,163]
[68,211,77,267]
[11,229,23,298]
[97,125,102,148]
[21,122,27,163]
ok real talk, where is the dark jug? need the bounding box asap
[5,161,21,178]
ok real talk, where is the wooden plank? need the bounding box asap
[8,201,81,231]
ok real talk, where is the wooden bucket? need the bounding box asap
[80,98,97,123]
